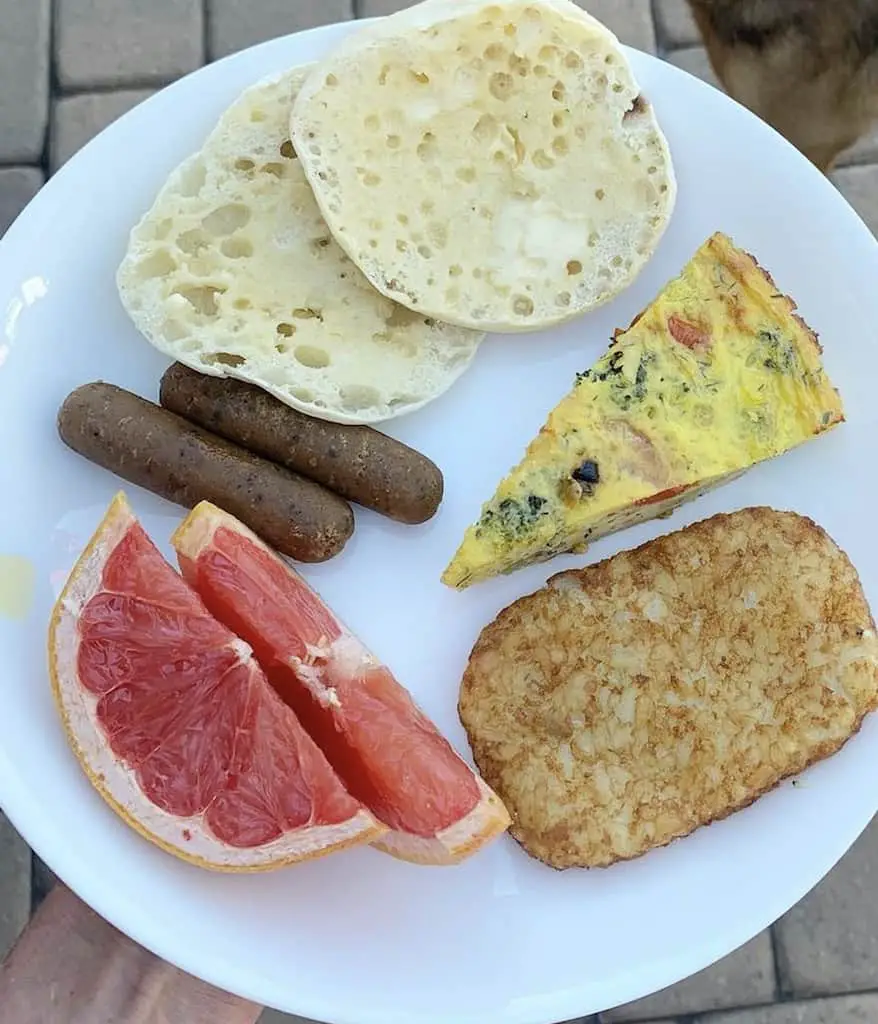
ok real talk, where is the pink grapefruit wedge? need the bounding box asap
[172,501,511,865]
[48,491,383,871]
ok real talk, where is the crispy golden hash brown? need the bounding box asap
[459,508,878,869]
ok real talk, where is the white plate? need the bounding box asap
[1,19,877,1024]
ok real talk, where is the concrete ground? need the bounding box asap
[1,2,877,1023]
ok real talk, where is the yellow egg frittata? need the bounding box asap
[442,232,845,589]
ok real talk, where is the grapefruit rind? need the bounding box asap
[172,500,512,865]
[371,775,511,865]
[48,491,383,872]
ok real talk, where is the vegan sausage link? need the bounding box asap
[58,382,354,562]
[159,363,444,524]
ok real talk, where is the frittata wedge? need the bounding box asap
[442,232,844,589]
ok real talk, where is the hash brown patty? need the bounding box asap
[459,507,878,869]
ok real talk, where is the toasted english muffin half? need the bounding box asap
[116,66,484,425]
[291,0,676,332]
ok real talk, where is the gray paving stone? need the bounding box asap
[833,165,878,238]
[666,45,723,92]
[600,932,776,1022]
[0,0,51,162]
[0,813,31,960]
[775,815,878,998]
[654,0,702,49]
[50,89,156,173]
[55,0,204,90]
[0,168,45,238]
[694,993,878,1024]
[574,1,657,54]
[836,122,878,168]
[359,0,412,14]
[208,0,354,60]
[30,852,56,913]
[258,1010,319,1024]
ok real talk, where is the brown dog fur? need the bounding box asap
[686,0,878,170]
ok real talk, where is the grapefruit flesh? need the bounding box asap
[173,501,511,864]
[48,492,382,871]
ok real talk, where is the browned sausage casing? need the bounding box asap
[58,382,354,562]
[159,363,444,525]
